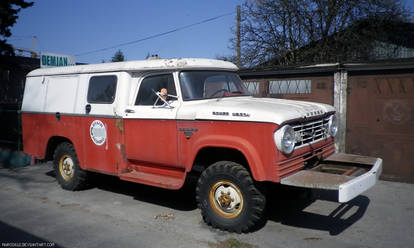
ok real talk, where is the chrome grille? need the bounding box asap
[293,117,330,149]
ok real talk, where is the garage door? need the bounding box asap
[347,74,414,182]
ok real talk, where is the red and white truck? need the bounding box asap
[21,58,382,232]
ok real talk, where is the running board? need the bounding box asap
[120,170,184,189]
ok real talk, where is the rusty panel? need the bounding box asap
[268,76,333,105]
[280,170,353,190]
[324,153,378,165]
[347,74,414,183]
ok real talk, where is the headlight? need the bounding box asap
[328,115,338,137]
[274,125,295,154]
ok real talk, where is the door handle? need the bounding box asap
[85,104,91,114]
[125,109,135,113]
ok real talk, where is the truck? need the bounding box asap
[21,58,382,232]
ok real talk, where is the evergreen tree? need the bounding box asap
[111,50,125,62]
[0,0,34,56]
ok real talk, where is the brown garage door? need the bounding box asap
[347,74,414,183]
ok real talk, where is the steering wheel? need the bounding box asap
[209,89,229,98]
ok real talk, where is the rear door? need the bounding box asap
[80,73,122,174]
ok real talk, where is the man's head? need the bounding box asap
[160,88,167,101]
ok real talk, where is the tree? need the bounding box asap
[215,54,238,63]
[111,49,125,62]
[232,0,410,67]
[0,0,33,56]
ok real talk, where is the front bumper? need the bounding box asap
[280,153,383,203]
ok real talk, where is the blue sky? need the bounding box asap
[10,0,242,64]
[9,0,414,64]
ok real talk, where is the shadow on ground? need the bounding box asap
[0,221,62,247]
[46,169,198,211]
[265,185,370,235]
[0,166,56,190]
[45,168,370,235]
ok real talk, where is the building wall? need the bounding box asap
[243,76,333,105]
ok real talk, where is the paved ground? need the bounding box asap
[0,162,413,248]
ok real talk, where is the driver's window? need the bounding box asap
[135,74,176,105]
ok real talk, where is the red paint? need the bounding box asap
[22,113,335,189]
[22,113,124,175]
[81,116,123,175]
[22,113,84,161]
[124,119,180,169]
[177,120,278,181]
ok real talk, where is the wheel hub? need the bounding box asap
[59,155,74,181]
[218,192,233,208]
[210,180,243,218]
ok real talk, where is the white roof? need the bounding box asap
[27,58,238,77]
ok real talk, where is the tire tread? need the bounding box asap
[53,142,88,191]
[196,161,266,233]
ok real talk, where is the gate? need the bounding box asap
[347,74,414,182]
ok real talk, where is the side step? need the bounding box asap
[119,170,184,189]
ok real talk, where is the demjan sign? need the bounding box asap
[40,53,75,68]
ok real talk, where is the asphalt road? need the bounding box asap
[0,162,413,248]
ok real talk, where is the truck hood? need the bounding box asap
[177,96,335,125]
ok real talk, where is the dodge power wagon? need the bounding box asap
[21,58,382,232]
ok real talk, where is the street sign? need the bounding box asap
[40,53,75,68]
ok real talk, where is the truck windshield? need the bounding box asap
[179,71,250,101]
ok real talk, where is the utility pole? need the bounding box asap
[31,36,38,57]
[236,5,241,68]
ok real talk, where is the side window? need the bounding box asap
[87,75,117,103]
[135,74,176,105]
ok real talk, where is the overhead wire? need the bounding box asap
[74,11,235,57]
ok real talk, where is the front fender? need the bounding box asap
[191,134,273,181]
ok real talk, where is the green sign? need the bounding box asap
[40,53,75,68]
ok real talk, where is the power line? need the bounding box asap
[8,35,36,42]
[75,11,235,57]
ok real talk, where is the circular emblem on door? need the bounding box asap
[382,100,410,125]
[90,120,107,146]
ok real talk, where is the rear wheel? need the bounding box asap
[53,142,87,190]
[196,161,266,233]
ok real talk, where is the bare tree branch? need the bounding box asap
[232,0,410,67]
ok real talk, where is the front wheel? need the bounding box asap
[53,142,87,191]
[196,161,266,233]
